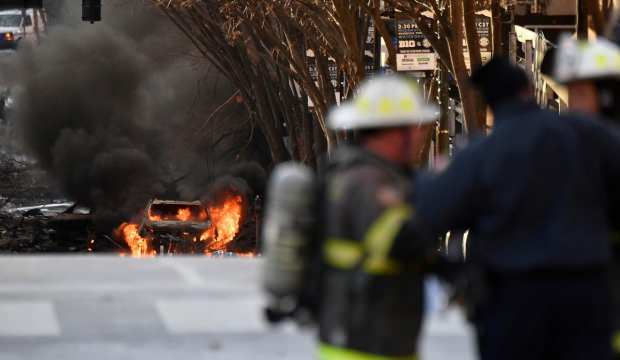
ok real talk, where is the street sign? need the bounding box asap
[396,18,437,72]
[396,53,437,72]
[464,14,493,69]
[365,20,377,76]
[395,13,493,72]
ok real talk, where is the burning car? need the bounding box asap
[118,192,250,257]
[137,199,211,254]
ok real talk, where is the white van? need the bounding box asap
[0,9,47,49]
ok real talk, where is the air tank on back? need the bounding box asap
[261,162,317,321]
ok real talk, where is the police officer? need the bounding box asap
[413,57,620,360]
[317,76,437,360]
[554,33,620,360]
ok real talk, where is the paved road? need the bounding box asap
[0,50,15,58]
[0,256,475,360]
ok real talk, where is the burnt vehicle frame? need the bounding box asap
[138,199,211,254]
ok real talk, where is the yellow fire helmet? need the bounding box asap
[553,34,620,84]
[327,76,439,131]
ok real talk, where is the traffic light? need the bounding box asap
[0,0,43,10]
[82,0,101,23]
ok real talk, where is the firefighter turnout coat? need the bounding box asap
[318,146,425,360]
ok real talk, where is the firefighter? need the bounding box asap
[316,75,437,360]
[553,35,620,118]
[412,57,620,360]
[554,34,620,360]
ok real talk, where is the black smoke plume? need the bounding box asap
[0,1,263,229]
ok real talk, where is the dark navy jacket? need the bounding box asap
[413,101,620,272]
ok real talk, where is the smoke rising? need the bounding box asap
[0,1,261,228]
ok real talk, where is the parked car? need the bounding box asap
[0,9,47,49]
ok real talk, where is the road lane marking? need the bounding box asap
[158,259,207,287]
[0,282,258,293]
[156,298,267,334]
[0,301,60,336]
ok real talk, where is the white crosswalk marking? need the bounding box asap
[158,259,208,287]
[0,301,61,336]
[0,257,474,359]
[156,298,267,334]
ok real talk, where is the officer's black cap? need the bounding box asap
[470,57,531,110]
[539,47,556,77]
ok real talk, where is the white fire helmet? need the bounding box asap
[327,76,439,131]
[554,34,620,84]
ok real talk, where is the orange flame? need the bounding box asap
[235,252,257,258]
[149,207,202,222]
[118,196,247,257]
[201,194,244,251]
[117,223,155,258]
[177,208,191,222]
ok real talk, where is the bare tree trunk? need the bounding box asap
[577,0,590,39]
[449,0,482,135]
[420,127,435,167]
[491,0,502,57]
[313,119,327,165]
[370,0,397,68]
[463,1,486,130]
[590,0,605,34]
[156,3,325,166]
[463,2,482,72]
[420,78,436,167]
[251,79,291,163]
